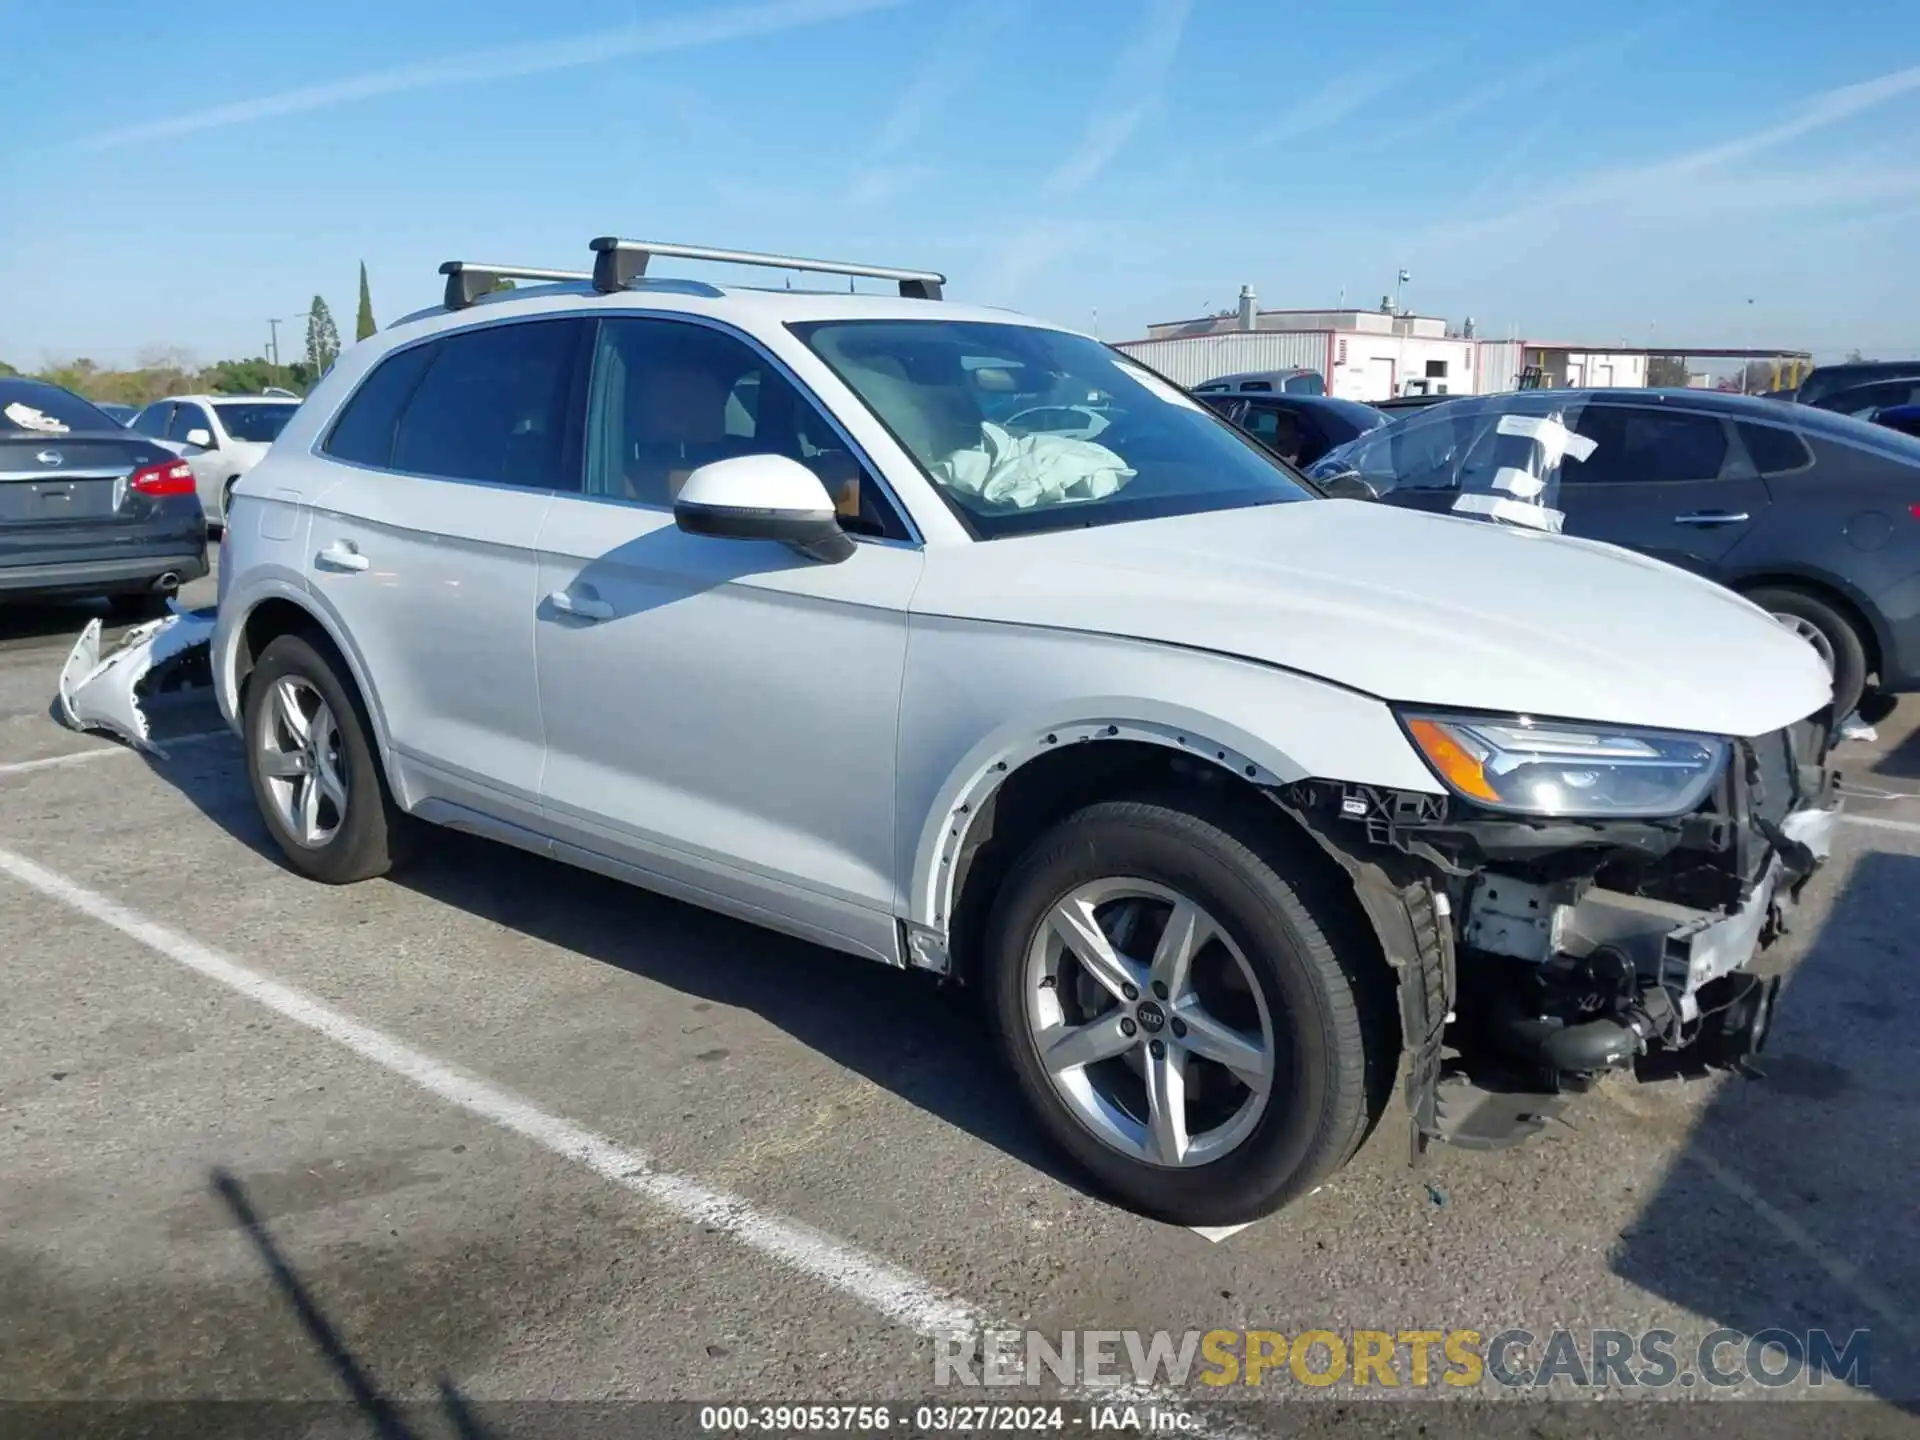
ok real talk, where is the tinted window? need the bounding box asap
[1283,373,1325,395]
[213,401,298,443]
[587,317,911,540]
[1239,381,1273,392]
[131,403,172,438]
[388,320,583,487]
[1738,422,1813,474]
[324,344,435,468]
[0,381,120,434]
[1570,407,1728,484]
[1241,403,1304,461]
[795,320,1314,539]
[168,403,213,442]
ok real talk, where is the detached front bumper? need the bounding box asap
[55,605,218,752]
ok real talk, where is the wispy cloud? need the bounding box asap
[848,0,1022,205]
[75,0,905,151]
[1251,52,1452,149]
[1041,0,1192,198]
[1420,62,1920,244]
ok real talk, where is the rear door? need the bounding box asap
[1559,402,1770,574]
[306,316,590,825]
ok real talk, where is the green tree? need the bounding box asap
[491,276,517,293]
[355,261,377,341]
[0,359,19,378]
[305,296,341,377]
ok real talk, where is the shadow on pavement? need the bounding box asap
[131,690,1096,1202]
[1610,848,1920,1407]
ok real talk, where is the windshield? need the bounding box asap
[213,401,298,443]
[0,382,120,435]
[791,320,1315,538]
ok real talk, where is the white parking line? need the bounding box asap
[0,730,230,777]
[1841,812,1920,837]
[0,842,980,1341]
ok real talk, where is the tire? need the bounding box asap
[243,632,413,884]
[1746,586,1868,721]
[984,793,1390,1226]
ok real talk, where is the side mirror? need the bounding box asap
[184,427,215,450]
[673,454,856,564]
[1316,468,1379,502]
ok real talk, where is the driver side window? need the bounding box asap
[584,318,911,541]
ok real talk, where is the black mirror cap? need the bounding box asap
[1317,469,1380,502]
[673,499,857,564]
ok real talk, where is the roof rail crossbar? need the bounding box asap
[588,237,944,301]
[438,262,593,311]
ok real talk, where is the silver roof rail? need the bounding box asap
[589,237,944,301]
[438,261,592,311]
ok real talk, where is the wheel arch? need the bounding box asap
[226,585,412,806]
[906,710,1328,978]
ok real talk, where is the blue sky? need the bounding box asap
[2,0,1916,369]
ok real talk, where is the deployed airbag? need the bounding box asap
[931,421,1135,509]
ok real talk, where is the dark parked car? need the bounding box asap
[1191,368,1326,397]
[1796,360,1920,407]
[1872,404,1920,440]
[1,379,209,613]
[1200,390,1387,468]
[1308,388,1920,718]
[1806,377,1920,419]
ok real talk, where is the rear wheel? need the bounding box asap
[243,632,412,883]
[1747,586,1868,720]
[984,794,1389,1226]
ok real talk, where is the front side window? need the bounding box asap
[213,401,299,444]
[792,321,1315,538]
[585,317,910,540]
[167,403,214,443]
[386,319,584,488]
[1570,408,1729,485]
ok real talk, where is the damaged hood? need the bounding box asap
[912,499,1831,739]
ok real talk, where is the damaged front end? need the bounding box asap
[55,604,217,752]
[1276,712,1839,1156]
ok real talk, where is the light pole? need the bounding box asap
[1393,268,1410,315]
[266,317,284,388]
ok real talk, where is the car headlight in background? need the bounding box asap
[1400,711,1729,818]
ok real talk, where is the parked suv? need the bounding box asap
[1309,388,1920,721]
[130,392,301,527]
[95,239,1837,1225]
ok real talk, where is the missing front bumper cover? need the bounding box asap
[54,606,217,752]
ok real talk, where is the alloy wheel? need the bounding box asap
[1023,878,1275,1168]
[255,676,348,848]
[1773,611,1836,678]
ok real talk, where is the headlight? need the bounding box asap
[1400,711,1728,818]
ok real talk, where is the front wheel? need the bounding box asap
[243,632,412,884]
[984,795,1389,1226]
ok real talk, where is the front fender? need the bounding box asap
[894,615,1439,951]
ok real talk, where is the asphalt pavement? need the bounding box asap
[2,560,1917,1437]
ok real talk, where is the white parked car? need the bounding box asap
[130,393,302,527]
[69,239,1840,1225]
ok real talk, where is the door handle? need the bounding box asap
[547,589,614,621]
[314,542,370,572]
[1673,511,1750,527]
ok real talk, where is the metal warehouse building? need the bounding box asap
[1116,286,1808,402]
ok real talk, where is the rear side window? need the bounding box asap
[1738,422,1814,475]
[1284,372,1324,395]
[390,320,582,488]
[324,344,435,468]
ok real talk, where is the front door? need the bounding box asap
[534,315,922,956]
[167,400,226,515]
[1561,403,1771,575]
[306,314,590,821]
